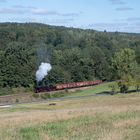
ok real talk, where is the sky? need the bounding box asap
[0,0,140,33]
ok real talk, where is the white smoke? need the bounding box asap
[36,62,52,82]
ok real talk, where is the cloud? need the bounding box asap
[12,5,26,9]
[9,17,75,25]
[109,0,126,5]
[37,18,75,24]
[31,9,60,15]
[62,13,80,17]
[9,17,37,22]
[123,24,140,33]
[31,8,80,17]
[47,18,74,24]
[87,22,128,32]
[0,5,79,26]
[135,23,140,27]
[88,22,127,28]
[2,5,76,24]
[0,0,6,2]
[0,8,26,14]
[86,21,140,33]
[116,7,134,11]
[0,5,31,15]
[127,17,140,22]
[2,5,81,18]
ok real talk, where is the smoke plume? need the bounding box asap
[36,62,52,82]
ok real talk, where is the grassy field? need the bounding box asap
[64,82,112,97]
[38,82,138,99]
[37,82,113,100]
[0,82,111,104]
[0,91,140,140]
[0,82,138,105]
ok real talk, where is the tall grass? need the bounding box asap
[0,93,140,140]
[1,111,140,140]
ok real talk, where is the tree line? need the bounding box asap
[0,23,140,93]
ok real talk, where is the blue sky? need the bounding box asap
[0,0,140,33]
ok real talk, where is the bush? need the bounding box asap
[51,92,65,98]
[32,93,39,98]
[41,93,51,99]
[40,92,66,100]
[108,83,118,95]
[120,85,128,93]
[0,87,13,96]
[118,81,129,93]
[15,98,19,103]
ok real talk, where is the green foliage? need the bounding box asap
[118,81,129,93]
[0,23,140,95]
[20,127,39,140]
[15,98,19,103]
[40,93,51,99]
[0,42,36,88]
[112,48,137,78]
[32,93,39,98]
[112,48,139,93]
[14,110,140,140]
[45,66,65,86]
[108,82,118,94]
[134,66,140,91]
[40,92,65,99]
[0,87,13,96]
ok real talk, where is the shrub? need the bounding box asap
[40,93,51,99]
[32,93,39,98]
[15,98,19,103]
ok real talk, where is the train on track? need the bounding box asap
[35,80,102,93]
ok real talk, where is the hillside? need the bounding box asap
[0,23,140,90]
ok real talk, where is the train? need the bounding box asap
[35,80,102,93]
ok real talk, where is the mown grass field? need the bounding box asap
[0,89,140,140]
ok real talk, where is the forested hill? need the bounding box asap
[0,23,140,88]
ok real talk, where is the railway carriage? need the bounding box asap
[35,80,102,93]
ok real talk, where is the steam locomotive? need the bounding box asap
[35,80,102,93]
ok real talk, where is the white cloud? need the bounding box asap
[0,8,26,14]
[127,17,140,21]
[109,0,126,5]
[31,8,80,17]
[0,0,6,3]
[31,8,59,15]
[116,7,134,11]
[0,5,81,18]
